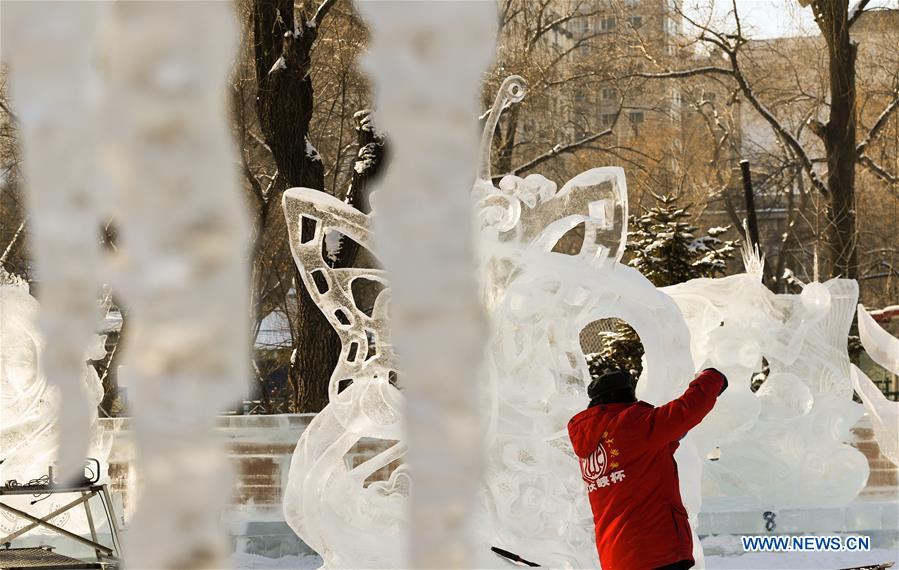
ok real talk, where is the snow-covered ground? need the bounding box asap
[232,549,897,569]
[231,552,322,569]
[702,533,897,569]
[706,550,897,569]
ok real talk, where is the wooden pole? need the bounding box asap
[740,159,762,251]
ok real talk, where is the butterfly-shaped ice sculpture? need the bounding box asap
[281,187,406,567]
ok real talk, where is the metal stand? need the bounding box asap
[0,483,121,569]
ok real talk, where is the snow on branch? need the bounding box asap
[617,66,733,80]
[311,0,338,29]
[857,90,899,157]
[848,0,872,27]
[859,155,899,189]
[501,124,616,180]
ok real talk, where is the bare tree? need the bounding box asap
[0,71,26,276]
[241,0,383,412]
[620,0,899,297]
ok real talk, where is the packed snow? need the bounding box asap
[231,553,322,569]
[231,546,897,569]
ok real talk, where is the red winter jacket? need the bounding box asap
[567,369,726,570]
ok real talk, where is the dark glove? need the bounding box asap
[703,368,728,395]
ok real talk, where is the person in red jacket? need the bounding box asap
[567,367,727,570]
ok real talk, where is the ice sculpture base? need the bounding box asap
[698,495,898,546]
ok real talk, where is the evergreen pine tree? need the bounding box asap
[589,194,738,379]
[628,193,737,287]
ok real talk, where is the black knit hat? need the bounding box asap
[587,369,634,400]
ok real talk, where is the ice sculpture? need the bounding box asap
[474,80,703,569]
[358,3,497,567]
[282,189,404,568]
[3,2,249,567]
[282,74,707,568]
[0,270,110,533]
[663,247,869,510]
[852,306,899,466]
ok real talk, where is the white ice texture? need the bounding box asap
[283,75,698,569]
[0,274,111,534]
[664,264,869,510]
[281,71,874,568]
[852,306,899,466]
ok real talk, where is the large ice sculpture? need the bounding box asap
[282,189,404,568]
[663,247,869,510]
[0,270,110,533]
[474,80,703,569]
[852,306,899,466]
[282,76,706,568]
[3,3,249,567]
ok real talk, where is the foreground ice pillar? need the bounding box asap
[3,2,247,566]
[104,3,249,568]
[357,2,496,567]
[1,0,106,480]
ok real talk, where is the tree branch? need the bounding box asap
[621,48,827,196]
[725,49,828,196]
[856,89,899,156]
[312,0,338,28]
[500,125,616,181]
[0,99,18,123]
[1,217,26,267]
[858,154,898,187]
[848,0,871,28]
[618,66,732,80]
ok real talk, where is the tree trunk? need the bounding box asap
[252,0,334,412]
[252,1,384,412]
[818,0,859,282]
[289,115,384,411]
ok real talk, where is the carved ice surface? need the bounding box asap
[282,75,705,568]
[663,246,869,510]
[281,75,876,567]
[0,273,110,533]
[282,189,404,568]
[853,306,899,466]
[3,2,248,568]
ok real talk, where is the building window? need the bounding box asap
[665,17,678,35]
[628,16,643,28]
[599,16,617,32]
[628,111,645,125]
[601,113,617,127]
[601,87,616,100]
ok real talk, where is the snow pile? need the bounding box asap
[707,550,896,569]
[231,553,322,569]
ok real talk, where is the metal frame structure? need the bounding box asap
[0,484,121,569]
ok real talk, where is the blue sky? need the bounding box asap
[682,0,897,39]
